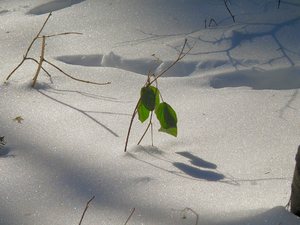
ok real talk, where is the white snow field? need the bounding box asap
[1,0,300,224]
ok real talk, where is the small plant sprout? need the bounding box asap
[5,12,110,88]
[124,39,191,152]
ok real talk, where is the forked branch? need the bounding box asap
[5,13,110,87]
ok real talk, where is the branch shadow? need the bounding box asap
[121,6,300,77]
[37,89,121,137]
[184,16,300,70]
[46,87,129,103]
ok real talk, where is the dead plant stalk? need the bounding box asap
[6,12,110,87]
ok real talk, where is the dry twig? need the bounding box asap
[6,13,110,87]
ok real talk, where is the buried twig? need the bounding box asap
[224,0,235,23]
[78,196,95,225]
[124,208,136,225]
[5,13,110,87]
[181,207,199,225]
[205,18,218,28]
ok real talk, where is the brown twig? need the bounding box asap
[32,35,46,87]
[6,12,52,81]
[124,208,136,225]
[78,196,95,225]
[5,13,110,87]
[26,57,52,78]
[41,32,83,38]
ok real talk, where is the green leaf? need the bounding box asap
[137,101,150,123]
[140,86,160,111]
[155,102,178,137]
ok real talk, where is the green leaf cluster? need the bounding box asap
[137,85,177,137]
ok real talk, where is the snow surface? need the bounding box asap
[1,0,300,224]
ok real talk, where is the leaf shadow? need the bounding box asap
[173,162,224,181]
[176,151,217,169]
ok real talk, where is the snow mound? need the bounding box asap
[210,67,300,90]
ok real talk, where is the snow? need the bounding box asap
[1,0,300,224]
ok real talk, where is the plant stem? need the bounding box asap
[137,111,153,145]
[124,99,140,152]
[32,35,46,87]
[6,13,52,81]
[41,32,83,38]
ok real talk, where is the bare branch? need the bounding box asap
[32,35,46,87]
[6,13,52,81]
[26,57,52,78]
[40,32,83,38]
[124,100,140,152]
[25,12,52,57]
[6,59,25,80]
